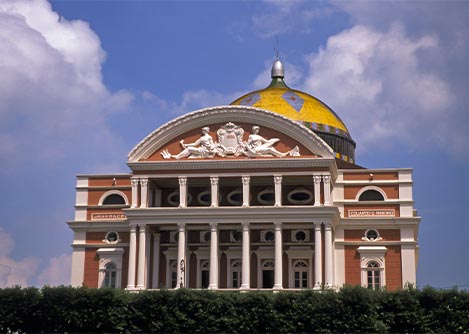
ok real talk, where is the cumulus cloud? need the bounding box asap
[0,228,39,287]
[251,0,337,38]
[36,253,71,287]
[302,24,454,154]
[0,0,133,172]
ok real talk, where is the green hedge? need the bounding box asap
[1,286,468,333]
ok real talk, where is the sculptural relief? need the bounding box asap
[161,123,300,159]
[161,127,217,159]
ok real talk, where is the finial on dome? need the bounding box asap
[271,58,284,79]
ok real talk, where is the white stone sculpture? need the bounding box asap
[244,126,299,158]
[161,127,217,159]
[161,123,300,159]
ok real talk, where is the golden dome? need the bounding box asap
[231,87,350,135]
[230,59,356,162]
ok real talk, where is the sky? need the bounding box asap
[0,0,468,289]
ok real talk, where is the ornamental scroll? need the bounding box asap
[161,122,300,159]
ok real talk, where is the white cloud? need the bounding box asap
[0,0,133,172]
[302,23,456,155]
[0,228,39,287]
[36,253,71,287]
[252,1,337,38]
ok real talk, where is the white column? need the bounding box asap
[242,176,250,207]
[152,233,160,289]
[324,222,333,287]
[314,222,323,289]
[210,177,219,207]
[240,222,250,290]
[136,224,146,289]
[178,177,187,208]
[273,221,283,290]
[131,178,139,208]
[274,175,282,207]
[209,222,219,289]
[126,224,137,289]
[313,175,321,206]
[322,175,331,206]
[176,222,186,288]
[140,178,148,208]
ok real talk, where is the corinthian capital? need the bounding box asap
[274,176,282,185]
[322,175,331,184]
[178,177,187,186]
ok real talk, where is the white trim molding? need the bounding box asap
[97,248,125,288]
[127,106,335,163]
[98,190,129,206]
[357,246,387,289]
[355,186,387,201]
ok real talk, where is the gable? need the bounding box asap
[128,106,335,163]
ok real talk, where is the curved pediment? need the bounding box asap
[128,106,334,163]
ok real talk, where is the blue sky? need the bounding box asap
[0,0,468,288]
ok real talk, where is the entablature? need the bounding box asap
[123,206,340,227]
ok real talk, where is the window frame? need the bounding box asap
[98,190,129,206]
[356,186,387,202]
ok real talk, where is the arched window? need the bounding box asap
[261,260,275,289]
[359,189,385,201]
[201,261,210,289]
[169,261,178,288]
[293,260,308,288]
[231,260,242,288]
[100,192,127,205]
[366,261,381,290]
[103,262,117,288]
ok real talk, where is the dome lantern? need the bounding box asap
[271,59,284,78]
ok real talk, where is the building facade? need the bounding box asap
[69,60,420,290]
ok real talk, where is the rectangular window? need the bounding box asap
[233,272,238,288]
[294,272,300,288]
[302,272,307,288]
[171,272,177,288]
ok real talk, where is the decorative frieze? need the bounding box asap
[161,123,300,159]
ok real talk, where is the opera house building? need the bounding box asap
[68,60,420,291]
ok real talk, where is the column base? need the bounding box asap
[136,285,145,290]
[313,283,323,290]
[239,284,250,290]
[208,285,218,290]
[273,284,283,290]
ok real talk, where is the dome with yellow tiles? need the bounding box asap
[230,59,356,163]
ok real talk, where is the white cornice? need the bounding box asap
[337,217,420,227]
[127,105,335,163]
[338,168,413,173]
[335,180,412,185]
[123,206,340,227]
[128,157,338,180]
[76,173,132,177]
